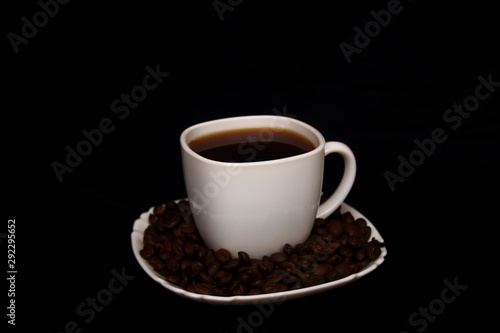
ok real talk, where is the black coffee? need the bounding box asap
[188,127,316,162]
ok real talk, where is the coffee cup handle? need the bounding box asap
[316,142,357,219]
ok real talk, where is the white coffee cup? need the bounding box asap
[180,115,356,259]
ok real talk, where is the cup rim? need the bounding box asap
[180,115,325,166]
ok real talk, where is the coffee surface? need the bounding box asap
[188,127,316,162]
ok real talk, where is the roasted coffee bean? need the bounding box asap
[189,261,204,277]
[270,252,288,264]
[165,274,180,285]
[291,270,306,283]
[329,220,343,239]
[266,270,285,283]
[140,244,155,259]
[199,272,216,286]
[144,226,158,246]
[223,258,241,271]
[236,272,251,285]
[154,241,164,252]
[180,222,197,234]
[185,284,196,293]
[298,254,315,262]
[314,218,326,227]
[348,237,363,249]
[238,251,251,265]
[149,257,165,272]
[296,254,315,269]
[283,244,294,256]
[341,212,354,224]
[157,234,169,243]
[217,272,233,287]
[142,199,385,296]
[261,280,281,293]
[213,288,231,296]
[249,259,261,267]
[172,226,182,238]
[232,283,248,296]
[289,281,303,290]
[164,201,177,210]
[355,248,366,261]
[326,270,339,282]
[355,218,367,228]
[350,262,361,273]
[180,258,192,273]
[148,257,162,267]
[314,227,328,237]
[258,261,274,275]
[339,234,349,246]
[358,259,370,270]
[311,245,329,260]
[367,244,382,260]
[311,264,331,277]
[153,205,166,215]
[335,263,352,278]
[206,261,221,276]
[325,254,342,265]
[179,274,190,288]
[194,282,213,295]
[326,241,341,254]
[305,234,324,246]
[159,251,171,261]
[204,254,217,266]
[163,210,182,229]
[172,238,184,257]
[345,224,360,238]
[360,225,371,236]
[277,283,289,292]
[251,279,265,289]
[149,213,159,226]
[166,257,181,272]
[162,240,173,253]
[300,275,325,287]
[278,261,296,272]
[187,232,203,244]
[177,200,194,223]
[246,266,263,281]
[215,249,232,263]
[228,280,239,292]
[294,243,308,255]
[184,242,197,258]
[213,269,228,280]
[197,246,208,262]
[205,248,215,259]
[247,289,263,295]
[371,237,385,247]
[281,271,299,286]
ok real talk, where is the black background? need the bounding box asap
[4,0,499,332]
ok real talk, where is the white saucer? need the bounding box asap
[131,201,387,305]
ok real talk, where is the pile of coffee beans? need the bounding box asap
[140,199,385,296]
